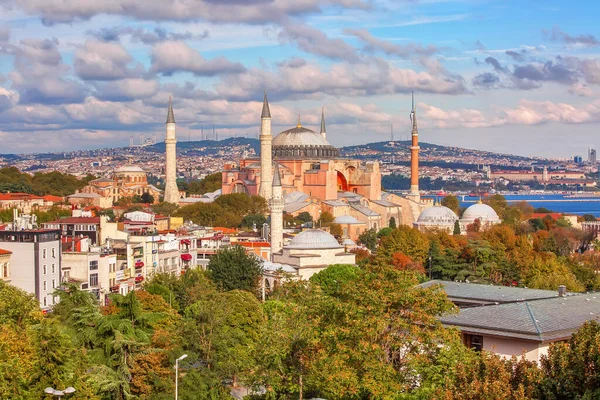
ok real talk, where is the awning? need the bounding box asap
[135,261,144,268]
[180,239,191,245]
[135,276,144,283]
[181,253,192,261]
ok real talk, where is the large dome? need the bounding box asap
[115,165,145,173]
[461,203,500,223]
[286,229,342,249]
[273,126,331,147]
[272,122,339,158]
[417,205,459,225]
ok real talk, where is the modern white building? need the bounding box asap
[0,229,61,310]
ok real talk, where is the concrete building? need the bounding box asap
[163,97,180,204]
[44,211,102,245]
[61,239,116,305]
[0,229,61,310]
[0,248,11,282]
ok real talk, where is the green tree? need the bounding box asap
[187,172,222,195]
[441,195,460,215]
[184,290,264,388]
[140,192,154,204]
[309,264,362,297]
[151,201,179,216]
[208,245,263,295]
[358,228,378,252]
[241,213,266,229]
[296,212,313,224]
[453,220,461,235]
[379,225,430,264]
[317,211,335,226]
[389,216,397,228]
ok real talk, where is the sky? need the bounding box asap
[0,0,599,157]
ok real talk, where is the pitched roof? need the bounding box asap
[0,248,12,255]
[420,280,560,305]
[441,295,600,342]
[350,204,379,217]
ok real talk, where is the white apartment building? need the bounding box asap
[0,229,62,310]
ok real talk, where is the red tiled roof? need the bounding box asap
[0,248,12,255]
[213,227,237,234]
[237,241,271,248]
[0,193,44,201]
[43,195,64,202]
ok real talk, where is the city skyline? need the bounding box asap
[0,0,599,157]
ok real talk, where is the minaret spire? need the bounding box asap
[164,96,179,204]
[261,90,271,118]
[259,91,273,201]
[166,96,175,124]
[320,107,326,139]
[409,91,420,202]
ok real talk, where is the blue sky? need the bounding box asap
[0,0,599,157]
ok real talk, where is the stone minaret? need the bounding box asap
[269,165,284,256]
[259,92,273,201]
[320,106,326,139]
[409,92,420,202]
[163,96,179,204]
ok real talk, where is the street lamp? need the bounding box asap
[44,387,76,397]
[175,354,188,400]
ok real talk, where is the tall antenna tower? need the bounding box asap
[212,124,215,141]
[390,123,394,142]
[129,136,134,147]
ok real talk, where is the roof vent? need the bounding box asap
[558,285,567,297]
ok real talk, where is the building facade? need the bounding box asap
[0,229,61,309]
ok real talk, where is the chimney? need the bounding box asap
[558,285,567,297]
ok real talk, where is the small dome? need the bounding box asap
[417,205,458,224]
[461,203,500,223]
[334,215,361,224]
[273,126,332,147]
[115,165,145,173]
[286,229,342,249]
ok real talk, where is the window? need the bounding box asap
[43,280,47,290]
[43,297,47,307]
[52,248,56,258]
[89,273,98,287]
[90,260,98,270]
[43,264,47,275]
[63,270,70,281]
[42,249,47,258]
[52,264,55,274]
[52,279,56,289]
[2,263,7,278]
[464,334,483,352]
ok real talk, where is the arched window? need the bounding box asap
[232,183,249,194]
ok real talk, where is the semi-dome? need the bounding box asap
[417,204,459,224]
[461,202,500,223]
[272,120,339,158]
[286,229,342,249]
[115,165,145,173]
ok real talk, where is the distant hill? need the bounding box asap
[147,137,260,155]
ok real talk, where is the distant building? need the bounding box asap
[589,148,597,164]
[574,155,583,163]
[79,165,161,204]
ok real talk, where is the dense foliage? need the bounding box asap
[187,172,222,195]
[0,167,94,196]
[174,193,268,228]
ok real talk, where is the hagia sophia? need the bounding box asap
[222,93,435,238]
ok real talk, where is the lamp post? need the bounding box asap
[175,354,188,400]
[44,387,76,398]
